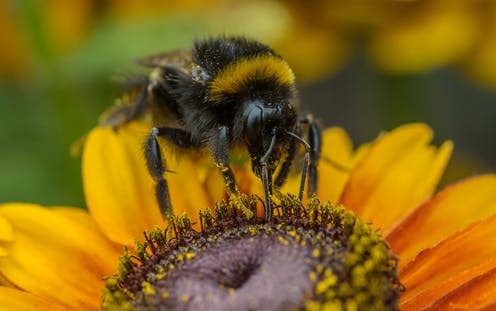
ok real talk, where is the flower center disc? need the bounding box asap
[102,195,402,311]
[159,235,314,310]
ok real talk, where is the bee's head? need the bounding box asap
[242,99,296,177]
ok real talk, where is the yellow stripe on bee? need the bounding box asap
[208,55,295,100]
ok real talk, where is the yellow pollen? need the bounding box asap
[315,264,325,273]
[278,236,289,246]
[180,295,189,302]
[184,252,195,260]
[309,271,317,282]
[248,227,258,235]
[315,273,337,295]
[305,300,321,311]
[321,301,342,311]
[141,281,156,295]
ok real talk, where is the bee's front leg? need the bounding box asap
[100,76,150,128]
[210,126,238,195]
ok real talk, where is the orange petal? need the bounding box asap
[0,287,70,311]
[421,267,496,311]
[477,301,496,311]
[399,214,496,308]
[401,258,496,310]
[387,174,496,266]
[0,203,120,310]
[340,123,452,232]
[83,122,165,245]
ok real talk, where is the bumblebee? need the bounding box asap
[102,36,321,221]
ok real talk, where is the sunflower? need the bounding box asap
[1,122,495,310]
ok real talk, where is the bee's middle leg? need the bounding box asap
[144,126,198,219]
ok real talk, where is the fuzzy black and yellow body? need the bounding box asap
[102,36,321,220]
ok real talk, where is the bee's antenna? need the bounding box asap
[260,134,277,221]
[286,131,311,201]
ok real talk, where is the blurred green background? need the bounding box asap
[1,0,495,208]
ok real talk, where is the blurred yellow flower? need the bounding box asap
[277,0,496,87]
[3,0,496,86]
[1,122,495,309]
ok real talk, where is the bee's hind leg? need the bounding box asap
[100,76,150,128]
[298,115,322,195]
[144,126,198,219]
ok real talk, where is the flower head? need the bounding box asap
[102,195,401,310]
[1,122,495,310]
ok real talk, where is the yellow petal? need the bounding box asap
[0,203,120,310]
[340,123,452,232]
[204,168,228,207]
[0,287,70,311]
[421,267,496,311]
[233,165,264,198]
[280,127,364,204]
[52,207,122,252]
[0,214,13,257]
[387,174,496,266]
[317,127,355,204]
[0,273,15,287]
[0,214,13,242]
[166,157,213,226]
[399,215,496,307]
[53,206,113,233]
[83,122,165,245]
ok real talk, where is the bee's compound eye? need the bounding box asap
[243,102,264,146]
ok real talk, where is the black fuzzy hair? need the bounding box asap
[193,36,280,77]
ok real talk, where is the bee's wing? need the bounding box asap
[136,49,194,70]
